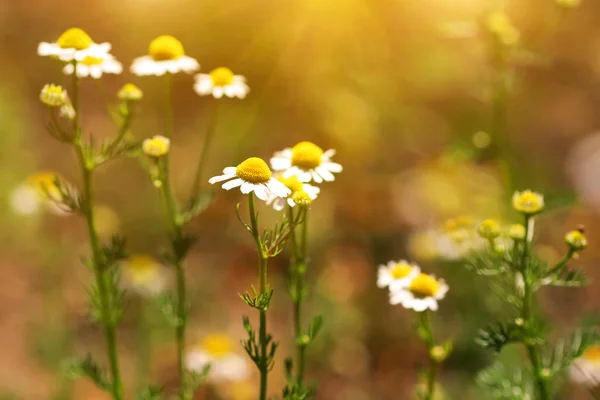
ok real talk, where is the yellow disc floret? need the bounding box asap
[142,136,170,157]
[409,273,441,298]
[28,171,63,200]
[236,157,272,184]
[477,219,501,239]
[390,262,413,279]
[40,84,67,107]
[565,229,587,251]
[291,141,323,170]
[201,334,234,357]
[583,346,600,363]
[57,28,93,50]
[79,56,104,66]
[278,175,304,193]
[292,191,312,206]
[512,190,544,214]
[149,35,185,61]
[118,83,143,101]
[507,224,526,240]
[209,67,235,87]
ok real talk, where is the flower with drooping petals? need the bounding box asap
[9,171,75,216]
[389,273,449,312]
[265,175,319,210]
[38,27,112,62]
[270,141,343,183]
[194,67,249,99]
[209,157,291,201]
[130,35,199,76]
[185,333,251,382]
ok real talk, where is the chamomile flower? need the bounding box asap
[209,157,291,201]
[512,190,544,215]
[270,141,343,183]
[265,175,319,210]
[194,67,249,99]
[570,345,600,386]
[118,83,143,101]
[389,273,449,312]
[377,260,420,290]
[506,223,526,241]
[38,27,112,62]
[9,171,74,216]
[185,334,250,382]
[121,254,169,297]
[130,35,199,76]
[63,54,122,79]
[565,229,587,251]
[142,135,170,157]
[40,84,67,107]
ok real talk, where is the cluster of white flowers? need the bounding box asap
[378,260,448,312]
[209,141,342,207]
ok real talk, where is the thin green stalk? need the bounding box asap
[164,73,173,137]
[71,65,123,400]
[419,311,438,400]
[190,100,220,200]
[248,193,269,400]
[520,214,549,400]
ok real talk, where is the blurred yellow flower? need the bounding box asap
[390,273,449,312]
[38,27,112,62]
[130,35,199,76]
[9,171,74,216]
[506,223,526,240]
[486,12,520,46]
[377,260,420,289]
[142,135,170,157]
[118,83,143,101]
[121,254,168,297]
[570,345,600,387]
[565,229,587,251]
[63,54,122,79]
[93,205,120,239]
[477,219,501,239]
[194,67,250,99]
[185,333,250,382]
[40,84,67,107]
[271,141,343,183]
[292,190,313,206]
[512,190,544,215]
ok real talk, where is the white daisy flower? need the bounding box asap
[389,273,449,312]
[130,35,199,76]
[270,141,342,183]
[121,254,169,298]
[38,27,112,62]
[9,171,75,216]
[570,345,600,387]
[194,67,249,99]
[377,260,420,290]
[63,54,122,79]
[265,174,319,211]
[185,334,251,383]
[208,157,291,201]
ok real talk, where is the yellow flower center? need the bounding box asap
[390,263,413,279]
[478,219,501,239]
[124,254,160,286]
[409,274,441,298]
[236,157,272,184]
[201,334,234,357]
[513,191,544,214]
[57,28,93,50]
[565,230,587,250]
[583,346,600,363]
[27,172,62,200]
[79,56,104,66]
[292,191,312,206]
[507,224,526,240]
[143,136,170,157]
[291,141,323,170]
[118,83,143,101]
[278,175,304,193]
[149,35,185,61]
[209,67,235,86]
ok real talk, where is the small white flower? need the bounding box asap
[130,35,199,76]
[9,171,74,216]
[265,174,319,211]
[194,67,249,99]
[390,273,449,312]
[377,260,420,290]
[271,141,343,183]
[38,27,112,62]
[121,254,169,298]
[63,54,122,79]
[570,345,600,387]
[185,334,251,382]
[209,157,291,201]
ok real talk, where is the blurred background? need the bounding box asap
[1,0,600,398]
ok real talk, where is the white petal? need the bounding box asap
[270,156,292,170]
[310,170,323,183]
[223,167,237,174]
[222,178,244,190]
[267,179,292,197]
[323,149,337,158]
[324,162,343,173]
[240,182,254,194]
[209,173,236,184]
[253,184,268,201]
[213,87,224,98]
[316,166,335,181]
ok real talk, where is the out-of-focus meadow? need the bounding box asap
[2,0,600,399]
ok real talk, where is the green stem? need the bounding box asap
[190,100,220,200]
[164,73,173,137]
[520,214,549,400]
[419,311,438,400]
[248,193,269,400]
[71,65,123,400]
